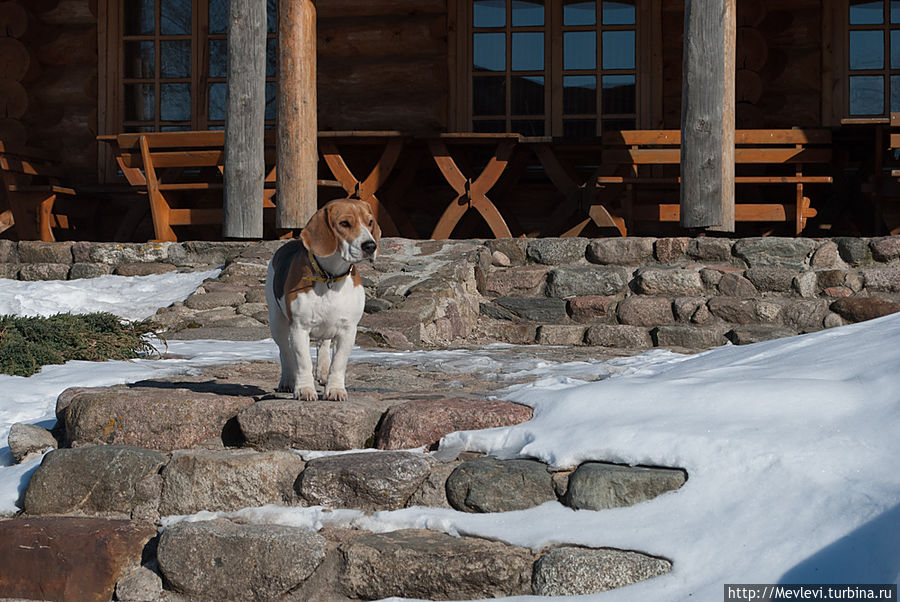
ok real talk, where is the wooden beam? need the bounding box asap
[224,0,266,239]
[277,0,318,229]
[680,0,736,232]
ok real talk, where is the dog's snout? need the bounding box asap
[361,240,377,255]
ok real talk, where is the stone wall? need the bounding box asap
[2,236,900,351]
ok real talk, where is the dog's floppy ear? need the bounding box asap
[300,204,338,257]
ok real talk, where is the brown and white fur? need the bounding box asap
[265,199,381,401]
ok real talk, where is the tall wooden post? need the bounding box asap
[224,0,266,239]
[680,0,736,232]
[277,0,318,229]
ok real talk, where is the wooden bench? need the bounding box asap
[598,129,833,235]
[0,141,80,241]
[101,131,278,242]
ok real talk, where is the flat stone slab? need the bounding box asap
[376,398,533,451]
[8,422,57,464]
[446,457,557,513]
[237,397,385,451]
[563,462,686,510]
[62,385,255,451]
[0,517,155,602]
[533,546,672,595]
[338,529,534,600]
[297,451,435,511]
[158,520,326,601]
[24,446,166,519]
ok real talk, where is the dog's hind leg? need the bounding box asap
[316,339,332,387]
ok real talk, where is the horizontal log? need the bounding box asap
[634,202,817,222]
[29,65,96,106]
[0,117,26,146]
[37,27,98,67]
[319,15,446,58]
[736,68,762,104]
[0,78,28,118]
[319,55,445,93]
[0,2,28,38]
[29,0,60,14]
[38,0,96,25]
[736,26,767,72]
[317,0,444,19]
[0,37,30,81]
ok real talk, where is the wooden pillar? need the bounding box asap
[680,0,736,232]
[224,0,266,239]
[277,0,318,229]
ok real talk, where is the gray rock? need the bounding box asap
[862,268,900,292]
[114,263,177,276]
[446,456,556,513]
[18,263,70,281]
[491,297,568,322]
[733,238,818,269]
[183,290,246,310]
[780,299,830,330]
[69,262,112,279]
[338,529,533,600]
[707,297,758,324]
[835,237,870,266]
[485,239,528,264]
[81,242,176,265]
[686,237,734,262]
[584,324,653,348]
[810,240,841,268]
[17,241,73,264]
[655,237,690,263]
[672,297,707,323]
[870,237,900,262]
[115,565,164,602]
[537,324,587,345]
[699,267,724,288]
[717,272,758,297]
[526,238,588,264]
[744,267,797,292]
[563,462,686,510]
[616,296,674,327]
[0,239,17,263]
[406,461,459,509]
[238,398,384,451]
[726,326,798,345]
[792,271,818,298]
[0,263,17,279]
[632,268,704,296]
[533,546,672,595]
[546,266,629,297]
[159,449,305,515]
[8,423,57,464]
[24,446,166,518]
[174,241,251,266]
[491,250,511,267]
[587,238,655,265]
[652,326,725,349]
[297,451,435,510]
[218,261,267,284]
[158,521,325,601]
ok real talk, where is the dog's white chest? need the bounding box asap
[287,279,365,339]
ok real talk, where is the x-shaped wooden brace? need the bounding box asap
[319,137,408,237]
[428,137,515,239]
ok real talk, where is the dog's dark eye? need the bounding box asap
[339,220,351,228]
[368,220,374,227]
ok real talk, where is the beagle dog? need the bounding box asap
[266,198,381,401]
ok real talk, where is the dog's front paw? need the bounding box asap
[295,387,318,401]
[323,387,347,402]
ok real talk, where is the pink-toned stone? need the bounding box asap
[654,238,690,264]
[478,266,549,297]
[376,398,534,450]
[567,296,617,322]
[824,286,853,298]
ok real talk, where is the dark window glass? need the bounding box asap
[563,0,595,26]
[267,0,278,33]
[511,76,545,115]
[265,81,277,120]
[209,39,227,78]
[893,75,900,111]
[267,38,278,77]
[160,83,191,120]
[124,125,155,133]
[563,119,596,138]
[474,33,506,71]
[125,0,155,36]
[893,0,900,22]
[850,0,885,24]
[473,77,507,115]
[209,0,227,34]
[512,0,544,26]
[602,74,635,113]
[209,82,226,121]
[601,117,636,131]
[511,119,544,135]
[161,124,190,131]
[160,0,191,35]
[849,75,885,115]
[892,30,900,68]
[124,83,156,121]
[564,31,596,70]
[512,32,544,70]
[602,30,635,69]
[161,40,191,78]
[563,75,596,114]
[473,119,507,132]
[850,30,885,69]
[124,41,155,79]
[602,0,635,25]
[474,0,506,27]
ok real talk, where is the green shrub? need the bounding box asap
[0,312,160,377]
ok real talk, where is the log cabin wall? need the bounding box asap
[2,0,99,184]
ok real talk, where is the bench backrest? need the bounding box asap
[116,131,276,170]
[0,141,64,182]
[601,129,833,166]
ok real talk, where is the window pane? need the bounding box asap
[511,119,544,135]
[849,1,884,24]
[473,119,507,133]
[564,31,596,70]
[161,40,190,78]
[511,32,543,70]
[563,119,596,138]
[124,125,155,133]
[209,39,227,78]
[602,74,636,114]
[124,41,155,79]
[160,83,191,121]
[267,0,278,33]
[266,82,276,120]
[892,30,900,69]
[124,0,155,36]
[511,76,544,115]
[564,75,597,114]
[160,0,190,35]
[161,125,190,131]
[512,0,544,26]
[209,0,227,34]
[602,0,635,25]
[602,30,635,70]
[474,33,506,71]
[849,75,885,115]
[474,0,505,27]
[893,75,900,112]
[124,84,155,121]
[209,83,226,121]
[602,117,636,131]
[563,0,595,26]
[267,38,278,77]
[473,76,506,115]
[893,0,900,23]
[850,30,884,70]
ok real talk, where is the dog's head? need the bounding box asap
[300,198,381,263]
